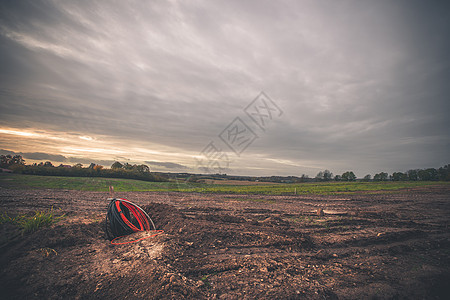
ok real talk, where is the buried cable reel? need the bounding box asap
[105,186,163,245]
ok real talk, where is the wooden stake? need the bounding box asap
[109,185,115,198]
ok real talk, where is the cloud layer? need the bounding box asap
[1,0,449,176]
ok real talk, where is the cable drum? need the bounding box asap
[105,198,163,245]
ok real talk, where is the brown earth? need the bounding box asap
[0,185,449,299]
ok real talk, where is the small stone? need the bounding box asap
[197,280,205,287]
[169,275,176,283]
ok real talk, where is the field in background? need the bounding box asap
[1,173,448,195]
[0,174,181,192]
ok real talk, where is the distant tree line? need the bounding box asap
[0,154,25,167]
[0,155,167,182]
[167,165,450,184]
[313,165,450,182]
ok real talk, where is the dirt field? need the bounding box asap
[1,185,449,299]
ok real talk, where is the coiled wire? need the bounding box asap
[105,198,163,245]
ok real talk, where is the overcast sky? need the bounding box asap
[0,0,449,177]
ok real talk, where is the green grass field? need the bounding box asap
[0,174,188,192]
[183,180,448,195]
[1,174,448,195]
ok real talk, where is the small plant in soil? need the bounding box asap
[0,207,65,234]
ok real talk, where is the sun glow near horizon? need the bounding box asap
[0,126,196,169]
[0,126,320,176]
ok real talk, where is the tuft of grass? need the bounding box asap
[290,215,316,223]
[200,272,217,288]
[0,212,25,225]
[234,197,275,204]
[20,208,65,234]
[0,208,65,234]
[36,247,58,257]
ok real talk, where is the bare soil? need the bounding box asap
[0,185,449,299]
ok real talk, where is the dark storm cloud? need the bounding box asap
[0,148,116,166]
[0,149,19,156]
[22,152,67,162]
[65,157,115,167]
[0,149,66,161]
[0,0,449,176]
[145,161,187,170]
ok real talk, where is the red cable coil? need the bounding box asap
[109,198,164,245]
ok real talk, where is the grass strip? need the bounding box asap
[1,174,449,195]
[0,207,65,234]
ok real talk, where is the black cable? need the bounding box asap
[105,198,156,241]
